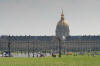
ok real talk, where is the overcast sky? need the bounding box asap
[0,0,100,36]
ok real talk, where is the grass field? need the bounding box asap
[0,55,100,66]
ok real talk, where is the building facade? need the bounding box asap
[0,12,100,53]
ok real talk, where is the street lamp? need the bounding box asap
[28,35,31,57]
[32,41,35,57]
[57,36,65,58]
[8,35,11,57]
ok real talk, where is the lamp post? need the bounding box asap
[58,38,61,57]
[27,35,31,57]
[8,35,11,57]
[28,40,30,57]
[57,36,65,58]
[32,41,34,57]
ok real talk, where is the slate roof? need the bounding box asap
[0,35,100,41]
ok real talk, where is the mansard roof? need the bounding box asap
[0,35,100,41]
[66,36,100,41]
[0,35,54,41]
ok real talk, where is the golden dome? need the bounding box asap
[56,10,70,38]
[57,20,69,27]
[57,10,69,27]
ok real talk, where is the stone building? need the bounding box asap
[0,11,100,53]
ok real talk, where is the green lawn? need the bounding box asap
[0,55,100,66]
